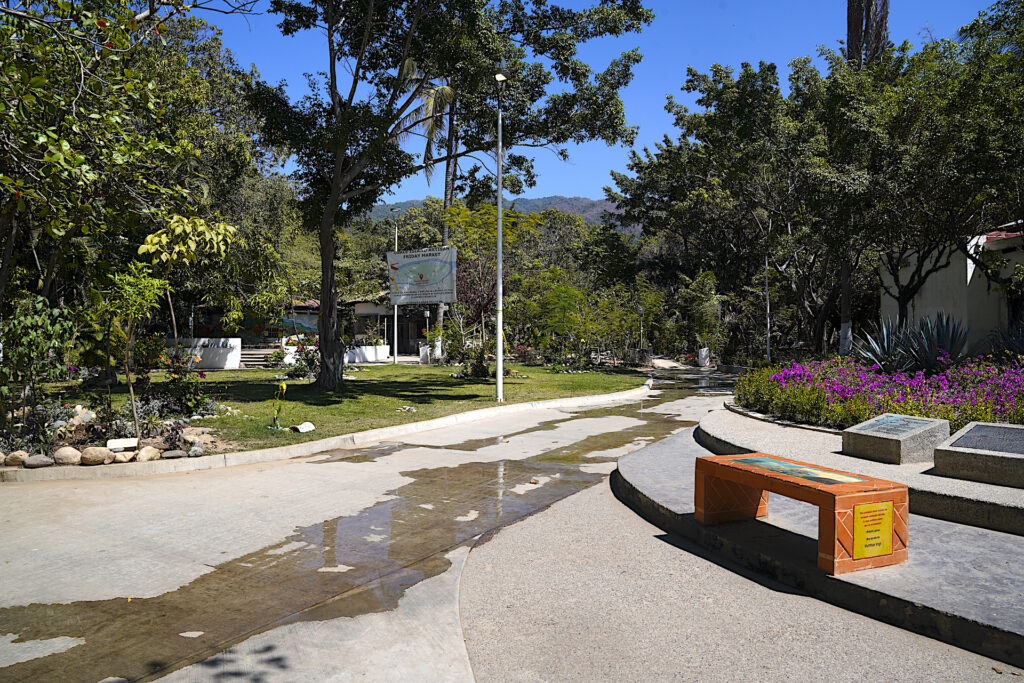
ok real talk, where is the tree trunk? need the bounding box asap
[839,257,853,356]
[166,288,179,348]
[40,233,69,302]
[124,323,142,442]
[315,220,345,390]
[897,295,911,327]
[435,103,458,361]
[0,202,19,305]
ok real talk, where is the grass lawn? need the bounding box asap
[50,364,646,450]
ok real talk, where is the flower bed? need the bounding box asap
[735,358,1024,432]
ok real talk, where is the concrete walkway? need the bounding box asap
[0,379,712,681]
[614,427,1024,669]
[461,480,1009,681]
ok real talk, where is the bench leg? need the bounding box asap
[695,471,769,524]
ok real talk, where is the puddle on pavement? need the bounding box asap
[0,371,733,682]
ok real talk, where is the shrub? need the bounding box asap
[735,358,1024,432]
[856,318,913,373]
[264,349,286,368]
[857,313,969,376]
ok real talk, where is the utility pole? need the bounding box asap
[391,207,400,364]
[494,62,508,402]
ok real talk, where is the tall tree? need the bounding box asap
[838,0,890,354]
[256,0,653,389]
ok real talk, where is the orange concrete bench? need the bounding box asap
[695,453,908,575]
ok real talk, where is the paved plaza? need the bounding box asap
[0,373,1019,680]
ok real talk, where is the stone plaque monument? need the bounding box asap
[842,413,949,464]
[934,422,1024,488]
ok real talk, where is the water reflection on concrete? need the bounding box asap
[0,371,733,682]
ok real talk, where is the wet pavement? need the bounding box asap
[0,370,734,682]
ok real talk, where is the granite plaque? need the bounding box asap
[952,424,1024,455]
[842,413,949,465]
[934,421,1024,489]
[855,415,933,437]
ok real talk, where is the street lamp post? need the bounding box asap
[495,62,508,402]
[391,207,400,364]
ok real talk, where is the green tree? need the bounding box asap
[254,0,653,389]
[107,263,167,443]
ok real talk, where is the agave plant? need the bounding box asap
[855,318,913,373]
[993,321,1024,358]
[905,312,969,375]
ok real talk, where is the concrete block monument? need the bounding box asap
[842,413,949,464]
[934,422,1024,489]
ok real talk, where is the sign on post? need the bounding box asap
[387,247,457,305]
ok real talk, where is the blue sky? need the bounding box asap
[211,1,991,203]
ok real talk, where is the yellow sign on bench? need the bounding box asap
[854,501,893,560]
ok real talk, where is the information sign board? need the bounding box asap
[387,247,457,305]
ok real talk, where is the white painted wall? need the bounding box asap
[879,236,1022,352]
[171,338,242,370]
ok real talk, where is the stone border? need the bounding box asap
[0,379,653,483]
[724,402,843,436]
[610,460,1024,669]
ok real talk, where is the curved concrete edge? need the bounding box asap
[0,378,653,483]
[694,417,1024,538]
[724,402,843,436]
[609,463,1024,669]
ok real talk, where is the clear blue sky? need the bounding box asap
[211,1,991,203]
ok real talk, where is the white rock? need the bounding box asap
[81,447,113,465]
[113,450,136,463]
[5,451,29,466]
[52,446,82,466]
[24,454,55,468]
[106,438,138,453]
[135,446,161,462]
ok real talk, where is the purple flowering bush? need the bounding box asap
[735,357,1024,431]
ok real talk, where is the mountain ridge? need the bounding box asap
[367,195,617,225]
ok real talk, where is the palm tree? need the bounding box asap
[838,0,889,356]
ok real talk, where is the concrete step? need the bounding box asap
[239,349,277,369]
[613,429,1024,669]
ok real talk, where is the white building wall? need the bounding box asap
[879,237,1022,353]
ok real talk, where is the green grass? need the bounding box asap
[49,364,646,450]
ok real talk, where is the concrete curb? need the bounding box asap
[724,402,843,436]
[609,463,1024,669]
[1,379,653,483]
[695,414,1024,537]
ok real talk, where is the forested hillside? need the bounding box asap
[368,196,616,225]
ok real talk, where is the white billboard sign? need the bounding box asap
[387,246,457,305]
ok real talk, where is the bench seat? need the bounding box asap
[695,453,908,575]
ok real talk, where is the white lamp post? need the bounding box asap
[391,207,400,364]
[495,62,508,402]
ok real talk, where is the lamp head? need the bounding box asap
[495,59,508,84]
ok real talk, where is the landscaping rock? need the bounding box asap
[113,450,136,463]
[0,453,5,466]
[71,406,96,425]
[6,451,29,467]
[24,454,54,468]
[136,446,161,462]
[290,421,316,433]
[53,446,82,466]
[106,437,138,452]
[81,447,113,465]
[187,443,206,457]
[161,449,187,459]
